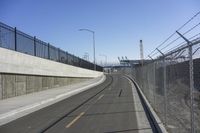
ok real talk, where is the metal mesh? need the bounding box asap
[73,56,79,67]
[0,23,15,50]
[165,48,190,132]
[49,45,59,61]
[59,49,67,63]
[35,39,48,59]
[192,43,200,132]
[0,22,103,72]
[67,53,74,65]
[16,31,34,55]
[129,39,200,133]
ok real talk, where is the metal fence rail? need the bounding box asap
[130,37,200,133]
[0,22,103,72]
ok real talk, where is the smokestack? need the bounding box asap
[140,40,144,60]
[140,40,144,65]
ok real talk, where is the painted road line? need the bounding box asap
[97,94,104,100]
[66,94,105,128]
[0,75,106,126]
[118,89,123,97]
[66,112,85,128]
[85,94,105,111]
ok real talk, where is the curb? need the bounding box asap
[0,75,106,126]
[125,75,168,133]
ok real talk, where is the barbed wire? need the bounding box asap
[147,11,200,59]
[151,32,200,59]
[163,32,200,55]
[160,22,200,52]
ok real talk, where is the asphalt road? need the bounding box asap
[0,74,145,133]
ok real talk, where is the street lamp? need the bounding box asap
[79,29,96,71]
[99,54,107,66]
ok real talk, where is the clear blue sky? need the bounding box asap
[0,0,199,64]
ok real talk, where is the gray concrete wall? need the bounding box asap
[0,74,91,100]
[0,75,2,99]
[15,75,26,96]
[0,48,102,78]
[0,48,103,100]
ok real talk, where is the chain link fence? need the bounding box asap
[128,38,200,133]
[0,22,103,72]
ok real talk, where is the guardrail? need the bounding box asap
[0,22,103,72]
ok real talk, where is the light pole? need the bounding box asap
[99,54,107,66]
[79,29,96,71]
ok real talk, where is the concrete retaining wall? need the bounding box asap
[0,48,102,78]
[0,74,90,99]
[0,75,2,100]
[0,48,103,100]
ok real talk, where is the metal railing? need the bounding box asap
[128,37,200,133]
[0,22,103,72]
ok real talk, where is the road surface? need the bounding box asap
[0,74,151,133]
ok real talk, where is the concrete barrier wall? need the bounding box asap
[0,75,2,100]
[0,47,103,100]
[0,73,91,100]
[0,48,103,78]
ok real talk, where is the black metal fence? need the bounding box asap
[0,22,103,72]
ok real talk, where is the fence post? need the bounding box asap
[73,54,75,66]
[78,57,80,67]
[148,55,156,109]
[153,62,156,109]
[58,48,60,62]
[66,52,69,64]
[48,43,50,59]
[163,57,167,126]
[189,44,195,133]
[176,31,194,133]
[156,48,167,126]
[34,36,36,56]
[14,27,17,51]
[0,26,1,47]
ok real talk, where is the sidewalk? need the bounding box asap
[0,75,105,126]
